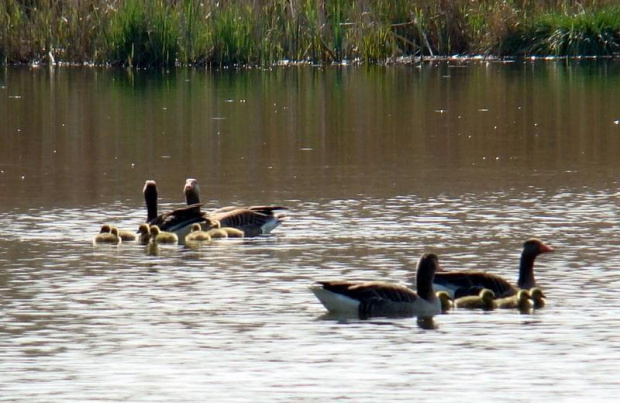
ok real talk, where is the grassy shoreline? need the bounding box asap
[1,1,619,68]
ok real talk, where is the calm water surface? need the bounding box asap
[1,62,620,401]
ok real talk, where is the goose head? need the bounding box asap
[184,178,201,205]
[523,238,554,257]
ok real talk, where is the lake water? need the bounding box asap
[1,61,620,401]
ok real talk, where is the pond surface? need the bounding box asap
[1,61,620,401]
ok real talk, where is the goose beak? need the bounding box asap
[540,244,554,254]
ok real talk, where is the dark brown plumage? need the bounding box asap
[433,238,553,299]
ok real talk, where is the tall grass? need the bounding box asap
[1,0,619,67]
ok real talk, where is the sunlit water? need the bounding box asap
[1,62,620,401]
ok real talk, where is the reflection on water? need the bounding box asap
[1,62,620,401]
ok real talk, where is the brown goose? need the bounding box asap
[310,253,442,319]
[454,289,497,311]
[144,180,213,241]
[93,226,122,245]
[183,178,287,237]
[433,238,553,299]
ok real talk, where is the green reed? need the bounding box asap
[1,0,619,67]
[527,7,620,56]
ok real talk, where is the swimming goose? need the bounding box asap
[144,180,213,241]
[310,252,442,319]
[496,289,533,312]
[183,178,287,237]
[137,223,151,245]
[530,287,546,309]
[149,225,179,244]
[433,238,553,299]
[185,223,212,243]
[93,226,122,245]
[454,289,497,310]
[436,291,453,313]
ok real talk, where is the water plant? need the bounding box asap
[1,0,619,67]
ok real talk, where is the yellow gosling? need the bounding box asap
[530,287,546,309]
[93,227,122,245]
[496,289,533,312]
[220,227,244,238]
[137,224,151,245]
[436,291,453,313]
[185,223,212,243]
[115,227,137,242]
[206,228,228,239]
[150,225,179,244]
[454,289,496,311]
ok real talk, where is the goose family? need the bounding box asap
[144,180,214,241]
[433,238,553,299]
[183,178,287,237]
[310,253,442,319]
[92,178,555,323]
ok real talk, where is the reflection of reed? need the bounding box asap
[1,63,618,212]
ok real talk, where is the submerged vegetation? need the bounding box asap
[1,0,619,67]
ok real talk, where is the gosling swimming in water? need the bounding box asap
[150,225,179,244]
[454,289,496,311]
[93,226,122,245]
[495,289,533,314]
[185,223,212,243]
[529,287,546,309]
[436,291,453,312]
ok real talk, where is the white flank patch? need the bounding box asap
[310,286,360,315]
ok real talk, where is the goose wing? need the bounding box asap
[433,271,516,298]
[209,207,285,237]
[148,203,209,233]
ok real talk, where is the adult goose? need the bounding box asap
[144,180,213,241]
[310,253,442,319]
[433,238,553,299]
[183,178,287,237]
